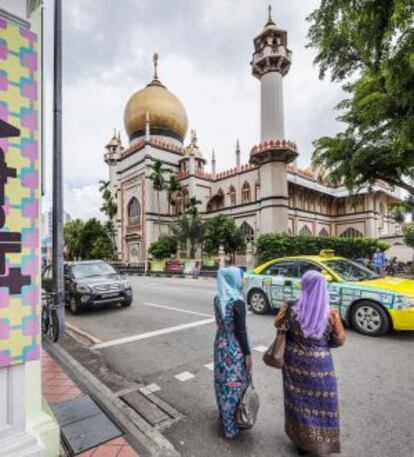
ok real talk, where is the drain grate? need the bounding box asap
[51,395,122,455]
[121,391,174,427]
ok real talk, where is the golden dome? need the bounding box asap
[124,55,188,142]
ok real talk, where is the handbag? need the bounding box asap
[262,331,286,369]
[263,304,290,369]
[236,376,260,429]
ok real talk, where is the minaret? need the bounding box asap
[250,6,298,234]
[235,139,241,171]
[211,149,216,178]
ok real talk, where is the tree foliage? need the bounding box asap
[170,213,204,258]
[256,233,388,265]
[402,223,414,249]
[308,0,414,197]
[64,218,113,260]
[148,235,178,260]
[203,215,246,256]
[149,160,171,234]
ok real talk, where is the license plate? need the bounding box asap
[101,293,118,299]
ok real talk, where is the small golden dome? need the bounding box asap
[124,54,188,142]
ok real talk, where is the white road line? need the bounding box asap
[143,302,213,318]
[254,345,268,353]
[204,362,214,371]
[140,383,161,394]
[91,318,215,350]
[175,371,195,382]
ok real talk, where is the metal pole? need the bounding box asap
[52,0,64,335]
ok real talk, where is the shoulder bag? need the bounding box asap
[236,376,260,429]
[263,304,290,369]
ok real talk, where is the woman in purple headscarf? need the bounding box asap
[275,270,346,456]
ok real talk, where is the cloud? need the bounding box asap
[42,0,346,219]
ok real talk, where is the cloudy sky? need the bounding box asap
[42,0,345,220]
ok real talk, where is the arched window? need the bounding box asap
[242,182,251,203]
[239,221,255,242]
[340,227,363,238]
[175,191,183,215]
[127,197,141,226]
[319,228,329,237]
[299,225,312,236]
[229,186,236,206]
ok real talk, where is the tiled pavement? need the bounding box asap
[42,349,140,457]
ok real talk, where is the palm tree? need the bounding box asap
[185,196,202,217]
[148,161,171,235]
[99,180,117,258]
[166,175,182,212]
[170,213,204,259]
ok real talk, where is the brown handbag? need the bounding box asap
[262,331,286,369]
[263,305,290,369]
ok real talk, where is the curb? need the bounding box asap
[64,321,102,346]
[44,339,180,457]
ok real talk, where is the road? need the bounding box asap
[64,276,414,457]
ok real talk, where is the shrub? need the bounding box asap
[148,235,177,260]
[256,233,388,265]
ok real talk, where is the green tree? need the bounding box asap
[308,1,414,198]
[203,215,246,258]
[149,160,171,235]
[185,196,202,217]
[148,235,177,260]
[99,180,117,258]
[166,175,181,210]
[170,213,204,259]
[64,219,85,260]
[80,218,112,260]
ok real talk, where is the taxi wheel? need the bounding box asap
[248,289,270,315]
[351,301,390,336]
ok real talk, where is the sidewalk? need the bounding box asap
[42,348,140,457]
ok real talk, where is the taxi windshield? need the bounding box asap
[323,259,379,282]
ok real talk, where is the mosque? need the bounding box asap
[104,8,402,264]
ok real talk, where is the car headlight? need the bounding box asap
[77,283,91,294]
[121,280,130,289]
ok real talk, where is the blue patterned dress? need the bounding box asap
[276,302,346,455]
[214,297,248,438]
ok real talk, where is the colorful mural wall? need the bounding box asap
[0,15,40,367]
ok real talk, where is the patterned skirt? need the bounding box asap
[282,335,341,455]
[214,330,247,438]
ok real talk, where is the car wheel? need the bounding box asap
[248,289,270,314]
[69,296,81,314]
[122,297,133,307]
[351,301,390,336]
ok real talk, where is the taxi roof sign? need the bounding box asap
[320,249,335,258]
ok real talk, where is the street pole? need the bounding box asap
[52,0,65,334]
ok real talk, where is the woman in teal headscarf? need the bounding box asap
[214,267,252,438]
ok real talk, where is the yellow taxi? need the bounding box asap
[244,250,414,336]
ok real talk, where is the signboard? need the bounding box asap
[0,16,40,366]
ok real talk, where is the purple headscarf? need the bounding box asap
[293,270,330,339]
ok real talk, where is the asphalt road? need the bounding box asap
[65,276,414,457]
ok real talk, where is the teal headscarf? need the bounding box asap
[216,267,244,318]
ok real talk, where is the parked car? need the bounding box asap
[244,250,414,336]
[42,260,133,314]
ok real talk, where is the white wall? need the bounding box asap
[0,0,26,19]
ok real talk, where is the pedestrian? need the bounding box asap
[372,247,386,275]
[214,266,252,439]
[275,270,346,456]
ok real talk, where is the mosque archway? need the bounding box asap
[127,197,141,226]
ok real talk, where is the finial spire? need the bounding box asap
[191,128,197,145]
[153,52,159,80]
[266,3,275,26]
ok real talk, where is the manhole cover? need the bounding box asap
[51,395,122,455]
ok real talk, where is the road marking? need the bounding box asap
[175,371,195,382]
[254,345,268,353]
[140,383,161,395]
[143,302,213,318]
[91,318,215,350]
[204,362,214,371]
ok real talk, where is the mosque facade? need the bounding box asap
[104,10,402,264]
